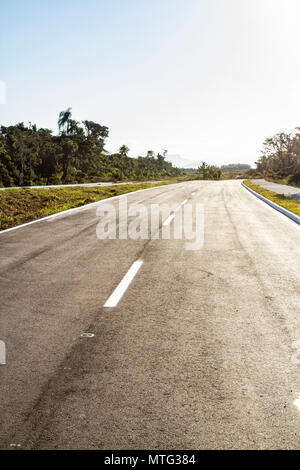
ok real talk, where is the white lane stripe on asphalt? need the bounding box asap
[162,200,187,226]
[162,213,175,226]
[104,260,143,307]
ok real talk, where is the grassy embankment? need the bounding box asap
[243,179,300,216]
[0,181,177,231]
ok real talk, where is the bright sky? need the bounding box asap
[1,0,300,167]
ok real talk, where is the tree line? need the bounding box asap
[221,163,251,173]
[195,161,222,180]
[0,108,183,187]
[255,128,300,184]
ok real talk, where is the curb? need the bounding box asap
[241,182,300,225]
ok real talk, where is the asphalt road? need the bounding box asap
[0,180,299,450]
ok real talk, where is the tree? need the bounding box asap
[0,109,184,187]
[156,152,166,170]
[58,107,72,134]
[255,128,300,182]
[221,164,251,173]
[119,145,130,157]
[197,161,209,179]
[61,139,78,182]
[196,161,222,180]
[82,120,109,140]
[0,137,16,186]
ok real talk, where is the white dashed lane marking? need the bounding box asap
[104,260,143,307]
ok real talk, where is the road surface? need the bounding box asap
[0,180,299,450]
[253,179,300,201]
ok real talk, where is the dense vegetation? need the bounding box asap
[0,108,183,187]
[221,163,251,173]
[255,128,300,185]
[186,162,252,180]
[195,161,222,180]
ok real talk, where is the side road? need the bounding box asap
[252,179,300,201]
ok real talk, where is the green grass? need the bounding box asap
[243,179,300,216]
[0,182,175,230]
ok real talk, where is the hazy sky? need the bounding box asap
[1,0,300,167]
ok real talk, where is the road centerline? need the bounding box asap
[162,200,188,226]
[162,214,175,226]
[104,260,143,307]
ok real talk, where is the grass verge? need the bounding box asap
[0,182,174,231]
[243,180,300,217]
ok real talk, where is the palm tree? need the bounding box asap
[119,145,129,157]
[58,107,72,134]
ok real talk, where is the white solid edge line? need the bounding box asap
[163,213,175,226]
[240,182,300,230]
[104,260,143,307]
[0,182,186,236]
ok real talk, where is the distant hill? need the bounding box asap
[166,154,199,169]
